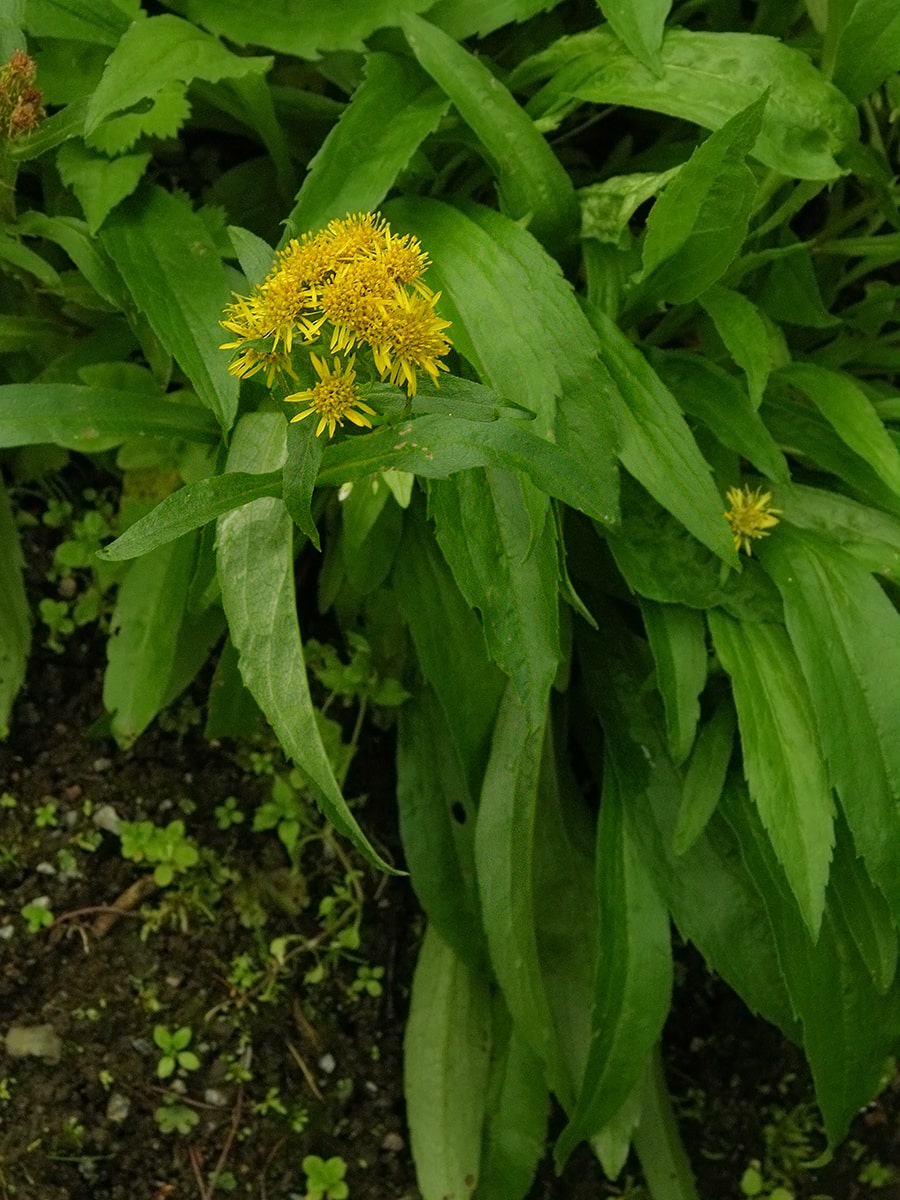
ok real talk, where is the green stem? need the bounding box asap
[633,1044,701,1200]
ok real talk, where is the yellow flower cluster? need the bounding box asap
[220,212,452,437]
[724,485,781,555]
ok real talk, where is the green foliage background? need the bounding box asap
[3,1,900,1197]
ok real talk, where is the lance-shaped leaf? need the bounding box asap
[640,600,707,766]
[708,611,835,938]
[0,482,30,738]
[673,702,735,855]
[697,285,772,409]
[598,0,671,73]
[833,0,900,103]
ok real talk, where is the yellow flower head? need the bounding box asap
[370,289,452,396]
[724,486,781,555]
[284,354,376,438]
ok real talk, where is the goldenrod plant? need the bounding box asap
[3,2,900,1198]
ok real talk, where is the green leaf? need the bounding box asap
[757,238,837,328]
[0,384,219,449]
[15,212,126,308]
[227,225,274,287]
[697,285,772,409]
[205,634,262,740]
[56,141,150,234]
[99,471,282,561]
[397,686,489,977]
[0,482,30,739]
[673,703,735,855]
[555,763,672,1169]
[399,16,580,259]
[99,186,239,432]
[523,28,858,180]
[170,0,433,57]
[579,168,680,248]
[833,0,900,102]
[635,94,766,307]
[653,352,789,485]
[283,419,323,549]
[430,472,559,727]
[85,13,272,132]
[426,0,568,39]
[86,80,191,155]
[829,817,898,993]
[721,783,900,1147]
[475,996,548,1200]
[404,924,492,1200]
[760,528,900,914]
[317,413,615,525]
[771,482,900,581]
[578,617,797,1037]
[103,532,199,748]
[23,0,136,45]
[475,684,556,1073]
[584,304,736,563]
[393,498,504,794]
[640,600,707,766]
[598,0,671,73]
[778,362,900,501]
[215,414,393,873]
[284,52,449,240]
[707,612,835,939]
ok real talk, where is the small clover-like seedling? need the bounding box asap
[20,901,54,933]
[154,1100,200,1135]
[119,818,199,886]
[302,1155,349,1200]
[153,1025,200,1079]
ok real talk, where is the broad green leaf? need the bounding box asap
[56,141,150,235]
[85,79,191,156]
[160,603,226,710]
[635,95,765,307]
[760,528,900,913]
[103,532,198,747]
[22,0,136,45]
[227,225,273,287]
[428,0,568,39]
[173,0,433,57]
[833,0,900,102]
[404,924,492,1200]
[0,234,60,287]
[653,352,789,484]
[384,198,620,519]
[317,412,615,524]
[829,816,898,993]
[400,15,580,258]
[721,782,900,1147]
[85,14,272,132]
[555,763,672,1169]
[606,478,782,621]
[523,28,858,180]
[430,471,560,727]
[100,187,239,432]
[216,414,393,872]
[475,997,547,1200]
[475,684,556,1070]
[205,634,262,741]
[397,686,489,977]
[697,285,772,409]
[757,237,837,328]
[340,477,403,597]
[15,212,126,308]
[584,304,736,563]
[284,52,449,240]
[283,419,323,549]
[579,168,680,248]
[707,612,835,938]
[771,482,900,581]
[0,482,30,739]
[673,703,735,855]
[640,600,707,766]
[598,0,671,72]
[98,471,283,561]
[778,362,900,501]
[578,619,797,1036]
[0,384,219,449]
[393,497,504,793]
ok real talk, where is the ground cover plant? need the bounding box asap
[4,0,900,1197]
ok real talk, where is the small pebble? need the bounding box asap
[5,1024,63,1063]
[106,1093,131,1123]
[92,757,112,773]
[365,1080,378,1095]
[92,805,121,835]
[204,1089,227,1107]
[0,925,14,940]
[36,861,56,875]
[318,1052,336,1074]
[64,784,82,802]
[381,1132,405,1152]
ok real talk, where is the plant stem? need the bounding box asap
[632,1045,701,1200]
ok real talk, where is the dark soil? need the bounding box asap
[2,518,900,1200]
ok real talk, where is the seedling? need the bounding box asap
[214,795,244,829]
[119,818,199,886]
[153,1025,201,1078]
[33,800,58,828]
[20,901,53,932]
[154,1100,200,1135]
[350,964,384,999]
[302,1155,349,1200]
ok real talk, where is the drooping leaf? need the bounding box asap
[673,702,735,855]
[554,762,672,1169]
[598,0,671,72]
[282,418,323,549]
[584,304,736,563]
[0,384,219,449]
[400,14,580,259]
[707,611,835,938]
[215,414,393,872]
[100,186,239,432]
[697,285,773,409]
[635,94,766,307]
[103,532,199,748]
[521,28,858,180]
[85,13,271,133]
[760,527,900,913]
[0,481,30,739]
[404,924,493,1200]
[833,0,900,103]
[284,52,450,240]
[640,600,707,766]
